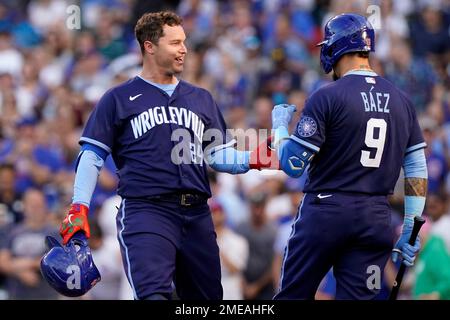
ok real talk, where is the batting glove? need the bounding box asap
[272,104,297,129]
[60,203,90,245]
[249,136,280,170]
[392,228,421,267]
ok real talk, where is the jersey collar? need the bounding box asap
[342,70,378,77]
[135,76,197,100]
[137,75,179,88]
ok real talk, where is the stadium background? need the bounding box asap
[0,0,449,300]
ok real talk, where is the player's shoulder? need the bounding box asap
[310,80,337,96]
[312,77,348,98]
[305,80,340,106]
[179,80,214,99]
[376,76,416,110]
[90,77,137,106]
[106,76,141,96]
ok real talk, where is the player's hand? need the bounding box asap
[249,136,280,170]
[60,203,90,245]
[392,230,421,267]
[272,104,297,129]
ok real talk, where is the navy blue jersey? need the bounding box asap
[80,77,233,198]
[292,71,426,195]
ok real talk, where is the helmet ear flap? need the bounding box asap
[326,44,334,57]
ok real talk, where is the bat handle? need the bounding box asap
[389,216,426,300]
[408,216,426,245]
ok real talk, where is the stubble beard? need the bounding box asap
[165,62,183,77]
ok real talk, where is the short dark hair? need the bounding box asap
[134,11,183,53]
[348,51,370,59]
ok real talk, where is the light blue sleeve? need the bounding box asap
[403,148,427,179]
[403,148,428,229]
[206,147,250,174]
[273,126,289,158]
[72,150,104,207]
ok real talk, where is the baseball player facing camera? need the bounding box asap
[42,11,279,300]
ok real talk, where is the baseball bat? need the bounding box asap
[389,216,426,300]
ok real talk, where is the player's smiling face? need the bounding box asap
[154,25,187,75]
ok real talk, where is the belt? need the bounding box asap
[143,192,208,207]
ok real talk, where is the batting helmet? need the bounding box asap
[40,232,101,297]
[317,13,375,74]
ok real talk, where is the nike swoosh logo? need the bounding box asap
[68,214,74,225]
[317,194,332,199]
[129,94,142,101]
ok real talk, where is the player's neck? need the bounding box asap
[141,64,178,84]
[335,56,373,78]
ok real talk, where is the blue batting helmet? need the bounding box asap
[317,13,375,74]
[40,233,101,297]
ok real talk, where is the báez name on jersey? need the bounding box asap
[360,88,390,114]
[130,106,205,141]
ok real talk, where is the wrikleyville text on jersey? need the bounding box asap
[130,106,205,142]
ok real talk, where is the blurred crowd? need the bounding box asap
[0,0,449,300]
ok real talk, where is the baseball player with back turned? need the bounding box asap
[57,11,278,300]
[271,13,428,299]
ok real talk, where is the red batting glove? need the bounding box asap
[59,203,90,245]
[249,136,280,170]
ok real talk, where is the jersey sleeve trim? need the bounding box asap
[206,138,237,157]
[290,135,320,152]
[80,137,112,153]
[405,142,427,154]
[81,142,108,161]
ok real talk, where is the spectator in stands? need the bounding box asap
[210,198,249,300]
[414,193,450,299]
[0,163,23,224]
[86,221,125,300]
[0,188,59,299]
[237,192,276,300]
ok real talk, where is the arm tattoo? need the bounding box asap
[405,178,428,197]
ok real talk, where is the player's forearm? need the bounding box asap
[404,178,427,226]
[273,126,309,177]
[206,147,250,174]
[72,149,105,207]
[403,149,428,228]
[273,126,289,156]
[277,138,314,178]
[405,178,427,197]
